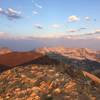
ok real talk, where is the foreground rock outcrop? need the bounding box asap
[0,64,100,100]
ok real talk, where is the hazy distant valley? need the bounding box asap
[0,38,100,51]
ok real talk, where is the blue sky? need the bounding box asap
[0,0,100,38]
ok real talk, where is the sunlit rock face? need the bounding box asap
[0,47,12,55]
[36,47,100,62]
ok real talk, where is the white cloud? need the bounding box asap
[35,3,42,9]
[33,11,39,15]
[51,24,61,29]
[0,8,22,20]
[85,16,90,21]
[68,15,80,22]
[7,8,21,15]
[6,8,22,19]
[0,8,4,14]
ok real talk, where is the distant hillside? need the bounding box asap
[36,47,100,62]
[36,47,100,77]
[0,47,12,55]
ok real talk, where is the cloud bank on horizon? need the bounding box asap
[0,0,100,39]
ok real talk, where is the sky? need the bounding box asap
[0,0,100,39]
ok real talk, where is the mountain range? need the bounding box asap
[0,47,100,74]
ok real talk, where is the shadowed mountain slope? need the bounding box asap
[0,52,42,72]
[0,52,60,73]
[0,52,42,66]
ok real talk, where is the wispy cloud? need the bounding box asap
[34,3,42,9]
[34,24,43,29]
[0,8,4,14]
[78,27,87,31]
[51,24,61,29]
[67,29,78,32]
[0,31,100,40]
[68,15,80,22]
[95,29,100,33]
[0,8,22,20]
[84,29,100,36]
[6,8,22,20]
[77,29,100,39]
[0,32,34,40]
[85,16,90,21]
[33,11,39,15]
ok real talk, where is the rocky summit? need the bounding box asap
[0,64,100,100]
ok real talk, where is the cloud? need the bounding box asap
[0,8,4,14]
[0,31,100,40]
[5,8,22,20]
[51,24,61,29]
[0,8,22,20]
[67,27,87,33]
[95,29,100,33]
[68,15,80,22]
[78,27,87,31]
[65,28,100,39]
[67,29,78,32]
[75,29,100,39]
[85,16,90,21]
[33,11,39,15]
[0,32,34,40]
[34,24,43,29]
[35,3,42,9]
[86,29,100,36]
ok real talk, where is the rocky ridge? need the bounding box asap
[0,64,100,100]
